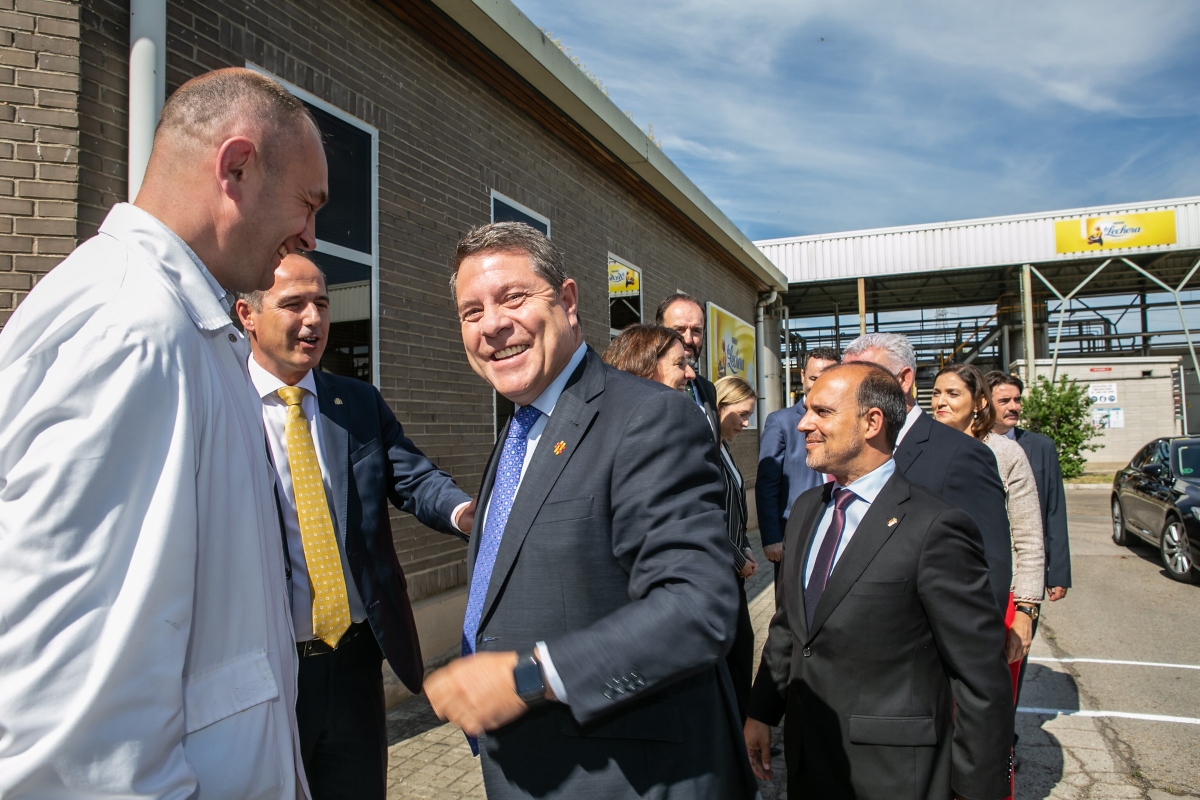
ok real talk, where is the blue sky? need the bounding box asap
[513,0,1200,242]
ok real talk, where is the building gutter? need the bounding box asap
[424,0,787,292]
[127,0,166,201]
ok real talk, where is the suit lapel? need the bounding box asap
[807,473,910,639]
[479,351,603,626]
[893,410,931,473]
[789,483,832,639]
[313,372,350,543]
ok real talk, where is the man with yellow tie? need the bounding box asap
[237,253,474,799]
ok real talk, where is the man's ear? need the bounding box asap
[559,278,579,326]
[235,298,256,334]
[863,407,886,442]
[215,136,258,201]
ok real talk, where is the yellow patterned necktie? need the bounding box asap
[276,386,350,647]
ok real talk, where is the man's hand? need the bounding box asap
[1047,586,1067,601]
[424,651,528,736]
[743,717,774,781]
[454,498,477,536]
[739,550,758,579]
[763,543,784,563]
[1006,612,1034,664]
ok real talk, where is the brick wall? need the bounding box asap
[68,0,763,601]
[0,0,80,326]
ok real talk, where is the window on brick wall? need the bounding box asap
[607,253,642,338]
[488,191,550,439]
[249,65,379,385]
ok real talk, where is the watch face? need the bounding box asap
[514,657,544,697]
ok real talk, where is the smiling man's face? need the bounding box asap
[237,253,330,385]
[455,249,580,407]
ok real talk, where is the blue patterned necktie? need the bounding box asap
[462,405,542,658]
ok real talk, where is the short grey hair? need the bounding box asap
[449,222,569,299]
[843,332,917,375]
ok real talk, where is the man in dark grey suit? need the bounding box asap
[744,363,1013,800]
[424,223,757,798]
[657,292,720,439]
[237,254,475,799]
[843,333,1013,612]
[986,371,1071,601]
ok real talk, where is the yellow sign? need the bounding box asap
[706,302,757,428]
[607,259,640,297]
[1054,210,1176,254]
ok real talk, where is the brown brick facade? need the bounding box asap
[14,0,762,602]
[0,0,80,326]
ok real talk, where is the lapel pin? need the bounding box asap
[887,517,898,527]
[553,441,566,455]
[334,398,343,405]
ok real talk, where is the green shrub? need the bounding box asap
[1021,376,1101,479]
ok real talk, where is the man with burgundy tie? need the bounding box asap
[236,253,474,799]
[743,362,1013,800]
[423,222,757,798]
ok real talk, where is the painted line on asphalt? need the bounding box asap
[1018,707,1200,726]
[1029,657,1200,671]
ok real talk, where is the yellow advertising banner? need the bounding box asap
[607,258,640,296]
[1054,210,1177,254]
[706,302,757,428]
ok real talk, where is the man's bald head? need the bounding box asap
[151,67,318,177]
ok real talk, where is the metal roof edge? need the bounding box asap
[754,195,1200,247]
[426,0,787,291]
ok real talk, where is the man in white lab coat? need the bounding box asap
[0,68,328,798]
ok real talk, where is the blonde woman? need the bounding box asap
[714,375,758,718]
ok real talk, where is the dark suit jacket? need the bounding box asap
[690,373,720,443]
[748,471,1014,800]
[895,410,1012,610]
[308,370,471,693]
[470,348,757,799]
[1014,427,1071,588]
[756,401,824,547]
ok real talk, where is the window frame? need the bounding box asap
[246,63,381,386]
[607,252,642,338]
[490,189,551,237]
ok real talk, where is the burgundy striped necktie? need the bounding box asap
[805,488,857,629]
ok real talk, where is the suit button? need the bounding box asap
[803,647,812,657]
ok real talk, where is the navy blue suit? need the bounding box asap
[756,400,824,548]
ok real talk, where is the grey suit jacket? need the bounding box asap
[468,348,758,799]
[748,471,1013,800]
[1014,427,1071,588]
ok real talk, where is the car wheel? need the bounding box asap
[1160,519,1196,582]
[1112,497,1132,546]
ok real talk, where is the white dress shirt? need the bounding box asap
[0,203,305,799]
[804,459,897,587]
[480,342,588,704]
[894,404,924,448]
[248,359,369,641]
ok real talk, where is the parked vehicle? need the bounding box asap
[1112,436,1200,582]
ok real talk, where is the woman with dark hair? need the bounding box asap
[932,362,1043,793]
[601,324,694,391]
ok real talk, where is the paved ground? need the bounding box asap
[385,488,1200,799]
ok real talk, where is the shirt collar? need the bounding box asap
[1004,426,1017,440]
[528,342,588,418]
[248,355,318,402]
[97,203,234,329]
[835,458,896,504]
[894,404,924,448]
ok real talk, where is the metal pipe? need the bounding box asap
[783,305,791,406]
[1021,264,1036,386]
[756,290,778,426]
[962,324,1005,364]
[857,278,866,336]
[128,0,167,201]
[1031,259,1112,382]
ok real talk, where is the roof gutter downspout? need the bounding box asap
[128,0,166,201]
[756,290,778,427]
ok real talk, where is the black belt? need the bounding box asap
[297,620,368,657]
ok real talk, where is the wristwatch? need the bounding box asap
[1015,604,1040,621]
[513,651,548,708]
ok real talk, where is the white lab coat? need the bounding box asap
[0,204,307,799]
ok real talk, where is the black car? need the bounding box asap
[1112,436,1200,582]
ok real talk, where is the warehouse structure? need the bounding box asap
[756,197,1200,468]
[0,0,786,692]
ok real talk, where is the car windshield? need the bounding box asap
[1177,444,1200,482]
